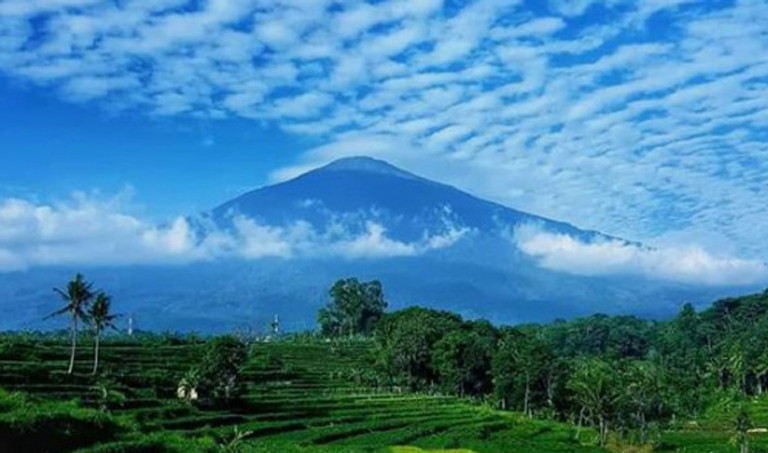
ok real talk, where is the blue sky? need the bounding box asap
[0,76,308,217]
[1,0,767,281]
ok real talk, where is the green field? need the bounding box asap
[3,333,767,453]
[0,335,607,453]
[654,399,768,453]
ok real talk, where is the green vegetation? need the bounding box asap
[48,273,97,375]
[318,278,388,337]
[366,292,768,452]
[0,334,601,453]
[89,292,119,375]
[193,336,249,405]
[0,388,127,453]
[3,274,768,453]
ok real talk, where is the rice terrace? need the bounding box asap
[0,331,599,453]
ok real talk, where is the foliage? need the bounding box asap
[89,292,119,375]
[318,278,388,337]
[366,285,768,448]
[72,432,219,453]
[193,336,249,405]
[567,358,622,446]
[433,327,494,397]
[375,307,462,390]
[0,335,605,453]
[731,404,752,453]
[492,328,555,416]
[7,280,768,453]
[49,273,96,374]
[0,389,126,453]
[218,426,254,453]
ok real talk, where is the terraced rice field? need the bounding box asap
[655,399,768,453]
[0,336,606,452]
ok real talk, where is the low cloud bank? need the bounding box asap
[0,194,467,271]
[513,224,768,286]
[4,192,764,287]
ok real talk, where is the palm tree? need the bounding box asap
[89,292,119,375]
[568,358,622,446]
[48,274,95,375]
[732,405,752,453]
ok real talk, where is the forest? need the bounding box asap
[320,278,768,450]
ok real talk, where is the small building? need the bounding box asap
[177,379,199,401]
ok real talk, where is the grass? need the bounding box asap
[390,447,478,453]
[649,396,768,453]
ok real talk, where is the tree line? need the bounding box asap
[318,278,768,448]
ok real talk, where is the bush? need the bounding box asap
[189,336,248,406]
[72,432,218,453]
[0,390,126,453]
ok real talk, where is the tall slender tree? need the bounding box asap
[732,405,752,453]
[568,358,622,446]
[48,274,95,375]
[89,292,119,375]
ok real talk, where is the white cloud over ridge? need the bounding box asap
[513,223,768,286]
[1,191,763,287]
[0,193,468,272]
[0,0,767,261]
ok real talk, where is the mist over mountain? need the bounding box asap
[0,157,759,333]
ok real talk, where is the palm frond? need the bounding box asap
[53,287,69,301]
[44,305,72,320]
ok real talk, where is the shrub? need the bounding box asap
[0,391,126,453]
[191,336,248,406]
[72,432,218,453]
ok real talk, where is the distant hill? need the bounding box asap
[0,157,755,332]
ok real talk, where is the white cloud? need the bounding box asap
[1,0,768,263]
[329,221,469,259]
[0,192,468,271]
[513,223,768,286]
[271,92,334,119]
[328,222,418,258]
[0,194,202,270]
[0,0,102,16]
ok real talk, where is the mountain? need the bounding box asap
[210,156,603,242]
[0,157,753,332]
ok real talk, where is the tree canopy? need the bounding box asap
[325,283,768,447]
[318,278,388,337]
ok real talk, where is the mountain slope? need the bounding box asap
[210,156,605,244]
[0,157,755,332]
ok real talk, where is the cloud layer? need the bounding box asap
[0,193,467,271]
[0,0,767,261]
[513,224,768,286]
[1,191,764,287]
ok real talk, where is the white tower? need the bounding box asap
[271,314,280,336]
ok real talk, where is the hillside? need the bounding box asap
[0,157,752,332]
[0,336,605,453]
